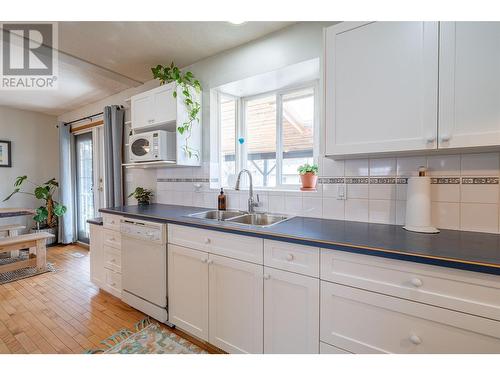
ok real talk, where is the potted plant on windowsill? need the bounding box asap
[3,176,67,245]
[298,163,319,191]
[128,187,154,205]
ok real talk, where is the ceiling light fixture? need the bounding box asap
[228,21,247,25]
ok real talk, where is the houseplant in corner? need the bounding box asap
[151,62,202,160]
[3,176,67,245]
[298,163,319,191]
[128,187,154,205]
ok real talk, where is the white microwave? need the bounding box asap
[129,130,176,162]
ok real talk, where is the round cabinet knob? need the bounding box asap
[201,258,208,263]
[204,238,211,245]
[286,254,295,262]
[409,334,422,345]
[263,274,271,280]
[207,259,214,265]
[426,136,435,144]
[411,277,423,287]
[441,135,451,143]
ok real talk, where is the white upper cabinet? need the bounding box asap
[439,22,500,149]
[131,83,177,130]
[325,22,439,156]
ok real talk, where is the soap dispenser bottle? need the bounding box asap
[218,188,226,211]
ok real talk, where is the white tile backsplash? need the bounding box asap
[460,203,499,233]
[461,153,500,176]
[427,154,461,176]
[369,158,396,176]
[153,151,500,234]
[345,159,369,176]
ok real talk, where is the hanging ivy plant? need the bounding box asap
[151,62,202,159]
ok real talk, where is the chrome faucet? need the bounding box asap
[235,169,260,213]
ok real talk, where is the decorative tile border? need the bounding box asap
[318,177,345,184]
[430,177,461,184]
[345,177,369,184]
[157,178,209,183]
[157,176,499,186]
[461,177,499,184]
[369,177,396,184]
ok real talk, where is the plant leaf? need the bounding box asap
[34,186,50,200]
[3,188,20,202]
[14,175,27,187]
[53,203,67,217]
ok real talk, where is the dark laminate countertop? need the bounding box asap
[100,204,500,276]
[87,217,103,226]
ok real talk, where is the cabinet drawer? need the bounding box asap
[104,268,122,298]
[321,249,500,321]
[320,281,500,354]
[264,240,319,277]
[102,214,122,231]
[168,224,263,264]
[103,229,121,249]
[320,342,352,354]
[104,245,121,273]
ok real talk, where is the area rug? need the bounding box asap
[85,317,208,354]
[0,250,56,285]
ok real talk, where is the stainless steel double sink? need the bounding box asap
[187,210,291,227]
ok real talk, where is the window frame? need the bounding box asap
[218,80,319,191]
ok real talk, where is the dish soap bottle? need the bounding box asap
[218,188,226,211]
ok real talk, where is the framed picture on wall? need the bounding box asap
[0,140,12,167]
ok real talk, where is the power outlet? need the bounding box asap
[337,184,346,200]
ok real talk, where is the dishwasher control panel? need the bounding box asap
[120,218,166,244]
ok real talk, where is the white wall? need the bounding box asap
[0,106,59,231]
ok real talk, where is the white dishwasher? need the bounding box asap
[120,218,169,323]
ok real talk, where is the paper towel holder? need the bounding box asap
[403,166,440,234]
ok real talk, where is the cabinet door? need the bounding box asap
[168,245,209,340]
[208,254,263,353]
[325,22,439,156]
[89,224,104,287]
[439,22,500,149]
[263,267,319,353]
[131,93,154,129]
[153,84,177,125]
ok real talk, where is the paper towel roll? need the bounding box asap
[403,176,439,233]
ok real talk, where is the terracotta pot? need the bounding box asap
[300,172,318,189]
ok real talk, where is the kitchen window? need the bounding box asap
[217,84,317,189]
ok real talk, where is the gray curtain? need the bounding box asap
[103,105,125,208]
[58,122,76,244]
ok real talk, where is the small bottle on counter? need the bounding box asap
[218,188,226,211]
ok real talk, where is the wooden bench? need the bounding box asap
[0,224,26,258]
[0,232,54,273]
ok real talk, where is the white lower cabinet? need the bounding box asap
[264,267,319,353]
[320,342,352,354]
[168,244,209,341]
[320,281,500,354]
[208,254,264,354]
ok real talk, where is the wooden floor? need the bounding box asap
[0,244,220,354]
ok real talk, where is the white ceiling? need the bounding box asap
[0,21,294,116]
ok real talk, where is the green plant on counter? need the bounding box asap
[297,163,319,175]
[128,187,154,205]
[3,176,67,229]
[151,62,202,160]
